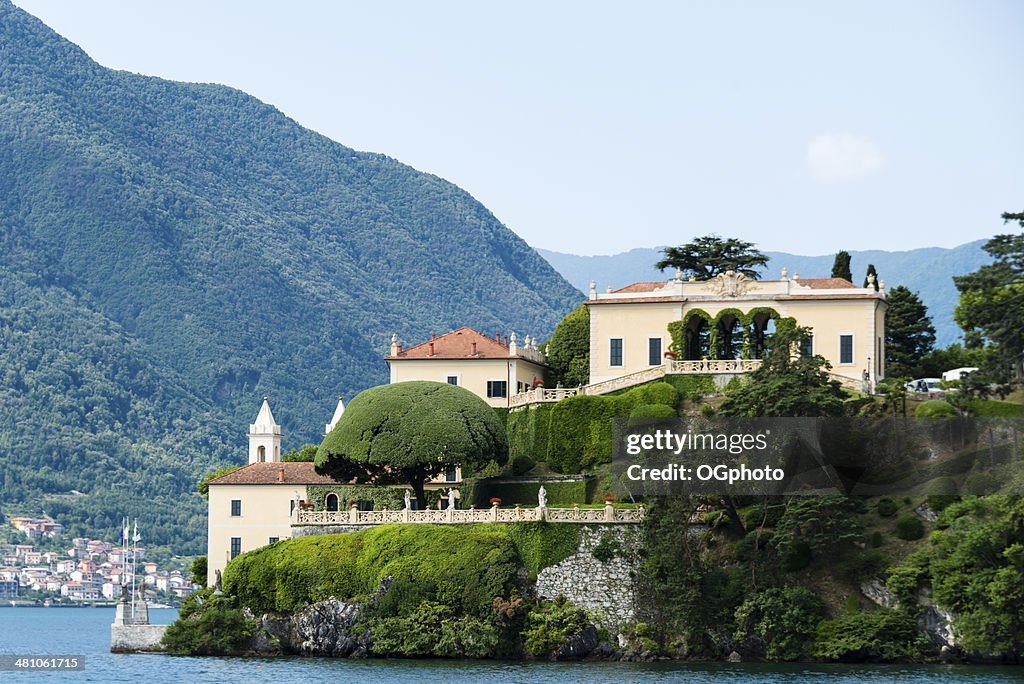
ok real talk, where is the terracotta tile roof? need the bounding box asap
[387,327,542,361]
[612,281,667,294]
[207,462,340,486]
[777,294,884,300]
[585,296,687,305]
[793,277,858,289]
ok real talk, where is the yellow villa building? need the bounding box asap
[584,269,887,389]
[385,327,549,407]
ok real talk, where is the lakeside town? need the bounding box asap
[1,516,199,607]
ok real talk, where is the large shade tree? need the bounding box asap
[884,285,936,379]
[544,304,590,387]
[953,213,1024,382]
[655,235,768,280]
[315,381,508,509]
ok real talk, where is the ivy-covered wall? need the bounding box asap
[668,307,780,360]
[507,403,554,470]
[305,484,405,511]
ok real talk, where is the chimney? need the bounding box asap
[495,331,501,342]
[278,467,285,483]
[429,342,435,355]
[471,341,477,355]
[431,333,436,340]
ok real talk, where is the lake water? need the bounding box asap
[0,607,1022,683]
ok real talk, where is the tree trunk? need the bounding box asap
[412,478,427,511]
[721,495,746,534]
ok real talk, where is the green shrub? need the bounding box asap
[869,531,883,548]
[190,556,208,588]
[915,400,957,418]
[734,587,823,661]
[369,601,499,658]
[885,550,931,607]
[836,551,884,582]
[522,596,590,657]
[894,514,925,541]
[742,504,785,529]
[876,497,898,517]
[813,609,927,661]
[590,531,621,563]
[511,454,535,476]
[734,529,774,562]
[926,476,959,512]
[963,472,999,496]
[700,403,717,418]
[782,540,812,572]
[162,589,253,655]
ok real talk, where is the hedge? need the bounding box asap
[468,478,592,508]
[968,399,1024,417]
[223,525,520,617]
[546,382,679,473]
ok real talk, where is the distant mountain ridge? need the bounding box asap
[0,0,579,551]
[536,241,991,347]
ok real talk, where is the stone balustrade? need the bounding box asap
[666,358,762,374]
[509,357,766,408]
[292,503,645,526]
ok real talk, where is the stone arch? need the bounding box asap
[713,308,745,359]
[257,445,266,462]
[325,492,339,512]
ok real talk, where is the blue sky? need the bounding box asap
[14,0,1023,256]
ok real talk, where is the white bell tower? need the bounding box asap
[248,396,282,464]
[325,396,346,435]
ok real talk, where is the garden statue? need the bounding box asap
[448,488,457,510]
[404,490,411,510]
[538,485,547,509]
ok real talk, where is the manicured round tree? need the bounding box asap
[315,381,508,509]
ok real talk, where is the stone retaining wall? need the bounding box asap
[535,525,640,629]
[110,624,167,652]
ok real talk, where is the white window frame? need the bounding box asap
[609,337,624,367]
[838,333,855,366]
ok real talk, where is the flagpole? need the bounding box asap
[121,516,128,606]
[130,519,137,623]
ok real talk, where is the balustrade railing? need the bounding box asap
[509,357,766,408]
[292,504,644,526]
[666,358,762,374]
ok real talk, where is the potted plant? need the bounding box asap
[298,501,314,511]
[603,495,616,503]
[490,497,502,507]
[663,350,678,359]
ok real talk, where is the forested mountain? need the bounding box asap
[0,1,580,553]
[537,242,991,347]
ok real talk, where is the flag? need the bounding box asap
[121,518,129,543]
[132,520,141,544]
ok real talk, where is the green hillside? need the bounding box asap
[0,0,580,552]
